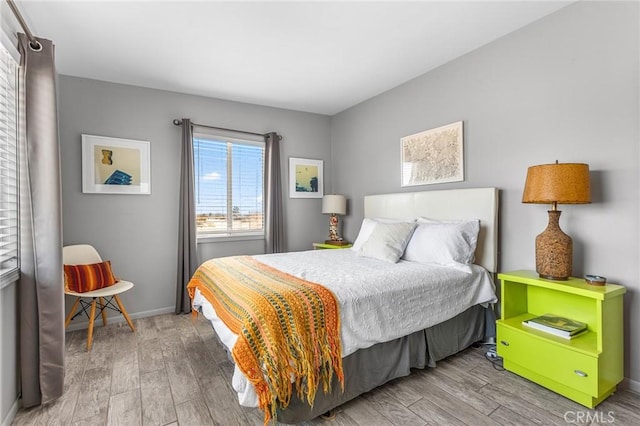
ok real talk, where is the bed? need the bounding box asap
[189,187,499,423]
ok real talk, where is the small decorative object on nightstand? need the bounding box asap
[584,274,607,286]
[322,194,347,244]
[497,270,625,408]
[312,242,352,250]
[522,161,591,280]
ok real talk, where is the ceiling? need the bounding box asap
[8,1,574,115]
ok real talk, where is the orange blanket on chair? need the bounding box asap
[187,256,343,423]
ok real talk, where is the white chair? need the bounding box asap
[63,244,135,350]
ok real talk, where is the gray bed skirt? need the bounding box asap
[275,304,490,424]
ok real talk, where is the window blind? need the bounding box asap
[194,135,264,236]
[0,43,19,282]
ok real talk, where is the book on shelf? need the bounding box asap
[522,314,587,338]
[523,322,589,339]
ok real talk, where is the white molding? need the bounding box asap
[622,377,640,394]
[1,397,19,426]
[65,306,175,332]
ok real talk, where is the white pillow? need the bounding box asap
[417,217,481,262]
[351,217,415,252]
[358,222,416,263]
[403,218,480,267]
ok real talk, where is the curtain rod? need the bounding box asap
[6,0,42,51]
[172,119,268,138]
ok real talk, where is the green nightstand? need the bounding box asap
[312,242,352,250]
[496,270,626,408]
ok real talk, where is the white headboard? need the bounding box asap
[364,187,499,273]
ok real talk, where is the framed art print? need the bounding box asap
[289,157,323,198]
[401,121,464,187]
[82,134,151,194]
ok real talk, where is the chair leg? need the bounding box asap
[99,297,108,326]
[114,294,135,332]
[87,299,97,351]
[65,297,81,329]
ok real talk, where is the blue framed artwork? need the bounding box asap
[289,157,323,199]
[82,134,151,194]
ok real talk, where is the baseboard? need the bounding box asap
[65,306,175,332]
[1,397,19,426]
[622,377,640,395]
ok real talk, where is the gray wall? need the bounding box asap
[58,76,332,321]
[332,1,639,383]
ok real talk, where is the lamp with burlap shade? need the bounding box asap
[522,162,591,280]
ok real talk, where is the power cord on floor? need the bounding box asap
[320,406,343,421]
[482,343,505,371]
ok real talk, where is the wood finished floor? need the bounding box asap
[12,313,640,426]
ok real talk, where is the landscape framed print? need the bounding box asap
[289,157,323,198]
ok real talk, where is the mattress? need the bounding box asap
[192,248,497,408]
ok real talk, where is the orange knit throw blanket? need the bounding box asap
[187,256,343,423]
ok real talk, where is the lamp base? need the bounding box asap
[535,210,572,281]
[328,214,341,241]
[538,273,570,281]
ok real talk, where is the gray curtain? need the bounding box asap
[264,132,285,253]
[18,34,64,407]
[176,118,197,314]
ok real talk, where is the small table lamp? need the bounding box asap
[322,195,347,243]
[522,161,591,280]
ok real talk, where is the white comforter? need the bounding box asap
[192,249,497,407]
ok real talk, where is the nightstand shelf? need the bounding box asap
[500,314,598,356]
[497,270,625,408]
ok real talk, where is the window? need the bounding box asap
[193,133,265,238]
[0,42,19,284]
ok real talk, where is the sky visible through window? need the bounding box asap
[193,137,264,232]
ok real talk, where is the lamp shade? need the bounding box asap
[322,195,346,215]
[522,163,591,204]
